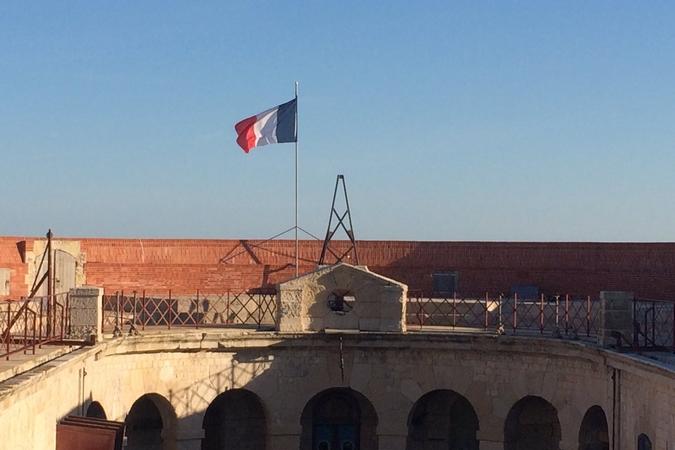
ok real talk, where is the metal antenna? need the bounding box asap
[318,175,359,265]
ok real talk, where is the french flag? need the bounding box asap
[235,98,297,153]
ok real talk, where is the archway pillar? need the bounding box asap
[477,429,504,450]
[175,427,204,450]
[377,432,407,450]
[267,416,301,450]
[479,440,506,450]
[560,435,577,450]
[268,434,300,450]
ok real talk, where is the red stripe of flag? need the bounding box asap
[235,115,258,153]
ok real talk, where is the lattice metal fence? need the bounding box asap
[102,290,277,334]
[633,298,675,350]
[407,293,600,338]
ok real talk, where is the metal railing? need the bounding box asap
[102,290,277,334]
[0,293,69,360]
[633,297,675,351]
[407,293,600,338]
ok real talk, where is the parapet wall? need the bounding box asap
[0,332,673,450]
[2,237,675,299]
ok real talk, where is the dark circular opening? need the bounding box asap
[327,290,355,314]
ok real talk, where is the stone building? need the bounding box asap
[0,262,673,450]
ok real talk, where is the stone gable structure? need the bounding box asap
[277,263,407,333]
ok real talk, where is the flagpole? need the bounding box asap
[294,81,299,277]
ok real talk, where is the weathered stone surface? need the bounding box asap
[599,291,633,347]
[67,285,103,341]
[1,333,674,450]
[277,263,407,333]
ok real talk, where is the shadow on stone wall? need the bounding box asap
[61,334,383,450]
[56,335,611,450]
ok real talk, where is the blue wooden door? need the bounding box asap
[313,424,358,450]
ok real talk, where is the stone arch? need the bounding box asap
[201,388,266,450]
[125,393,177,450]
[300,387,378,450]
[637,434,652,450]
[85,401,107,419]
[578,406,609,450]
[406,389,479,450]
[504,395,561,450]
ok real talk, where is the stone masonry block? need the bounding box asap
[68,285,103,342]
[599,291,633,347]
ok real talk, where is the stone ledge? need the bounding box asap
[0,345,80,384]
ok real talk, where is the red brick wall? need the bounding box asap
[0,237,29,301]
[80,239,675,298]
[1,237,674,299]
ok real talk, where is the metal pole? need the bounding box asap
[142,290,146,331]
[651,301,656,346]
[539,293,544,334]
[498,294,503,328]
[565,294,569,335]
[46,229,52,336]
[23,306,28,354]
[5,302,10,360]
[121,290,124,335]
[31,310,36,355]
[52,246,57,338]
[38,295,43,347]
[132,291,137,331]
[294,81,299,277]
[64,293,70,337]
[115,292,120,334]
[484,293,489,330]
[168,289,172,330]
[586,295,591,337]
[611,369,617,450]
[513,293,518,334]
[226,290,231,325]
[196,290,200,329]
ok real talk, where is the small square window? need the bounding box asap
[432,272,458,295]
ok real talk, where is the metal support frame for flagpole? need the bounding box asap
[318,175,359,265]
[294,81,299,277]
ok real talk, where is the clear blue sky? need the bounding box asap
[1,1,674,241]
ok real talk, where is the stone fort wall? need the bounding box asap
[1,237,675,300]
[0,332,673,450]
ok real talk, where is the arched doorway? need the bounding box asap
[36,249,77,295]
[406,389,479,450]
[85,401,107,419]
[578,406,609,450]
[300,388,378,450]
[504,396,561,450]
[125,393,176,450]
[202,389,266,450]
[637,434,651,450]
